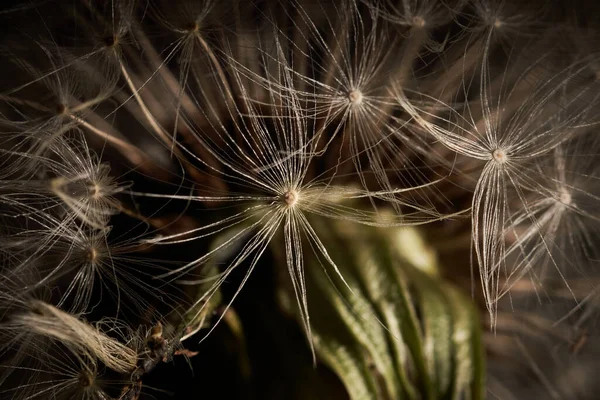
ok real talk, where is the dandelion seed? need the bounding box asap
[128,22,452,356]
[233,0,451,213]
[0,133,126,230]
[1,1,600,398]
[364,0,467,30]
[497,134,600,306]
[0,298,142,400]
[402,32,600,324]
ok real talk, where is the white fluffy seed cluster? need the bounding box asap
[0,0,599,398]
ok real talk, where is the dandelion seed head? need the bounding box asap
[283,189,299,208]
[183,21,200,33]
[2,1,600,397]
[55,103,68,115]
[77,371,94,388]
[89,182,104,200]
[103,34,119,48]
[347,89,364,106]
[491,148,508,164]
[412,16,426,28]
[559,187,572,206]
[86,247,99,263]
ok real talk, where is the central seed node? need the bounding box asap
[89,183,102,199]
[348,89,363,106]
[56,103,67,115]
[103,35,118,47]
[412,16,426,28]
[492,149,508,164]
[283,190,298,207]
[184,21,200,32]
[87,247,98,263]
[559,188,572,206]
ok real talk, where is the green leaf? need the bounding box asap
[292,220,485,400]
